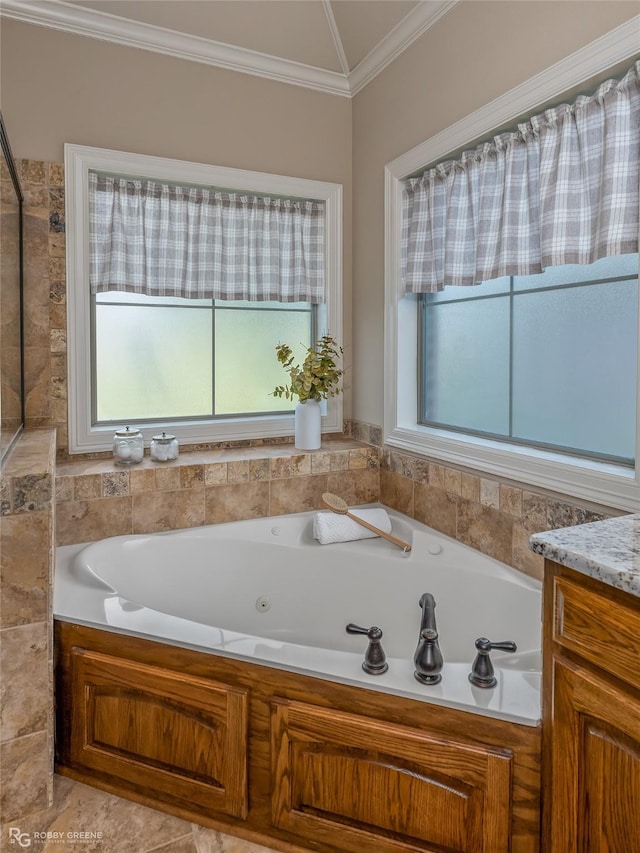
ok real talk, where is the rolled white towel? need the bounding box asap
[313,508,393,545]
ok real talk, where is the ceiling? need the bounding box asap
[0,0,458,95]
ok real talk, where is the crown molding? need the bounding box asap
[0,0,459,97]
[349,0,459,96]
[0,0,351,97]
[322,0,350,78]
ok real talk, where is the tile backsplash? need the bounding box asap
[377,444,620,580]
[55,440,379,545]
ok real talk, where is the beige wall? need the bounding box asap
[0,20,352,179]
[351,0,639,426]
[0,18,353,414]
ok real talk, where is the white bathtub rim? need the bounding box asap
[53,607,541,727]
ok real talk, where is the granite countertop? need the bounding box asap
[530,514,640,598]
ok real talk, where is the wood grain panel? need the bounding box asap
[553,575,640,691]
[271,699,512,853]
[69,646,248,818]
[582,720,640,852]
[549,655,640,853]
[56,621,541,853]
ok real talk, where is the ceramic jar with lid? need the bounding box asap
[113,426,144,464]
[150,432,179,462]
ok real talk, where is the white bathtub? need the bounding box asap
[54,507,542,726]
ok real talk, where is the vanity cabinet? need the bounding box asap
[543,562,640,852]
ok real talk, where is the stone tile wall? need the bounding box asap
[17,160,67,455]
[379,445,621,580]
[0,429,56,824]
[55,441,379,546]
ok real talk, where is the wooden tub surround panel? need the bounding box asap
[56,621,542,853]
[69,647,248,820]
[542,561,640,852]
[271,699,512,853]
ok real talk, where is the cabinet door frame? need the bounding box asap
[69,646,249,819]
[549,654,640,852]
[271,697,513,853]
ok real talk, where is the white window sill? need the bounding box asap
[68,408,343,455]
[385,424,639,512]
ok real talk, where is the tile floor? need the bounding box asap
[1,775,279,853]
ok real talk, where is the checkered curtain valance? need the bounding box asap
[89,174,326,303]
[402,61,640,293]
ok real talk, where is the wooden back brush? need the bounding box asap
[321,492,412,552]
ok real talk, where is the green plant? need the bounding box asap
[272,334,344,404]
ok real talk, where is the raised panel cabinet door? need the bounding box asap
[550,656,640,853]
[69,647,249,819]
[271,698,513,853]
[553,575,640,693]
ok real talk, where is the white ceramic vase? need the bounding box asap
[294,399,321,450]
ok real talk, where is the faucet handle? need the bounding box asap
[345,624,388,674]
[475,638,517,653]
[469,637,517,688]
[346,623,383,640]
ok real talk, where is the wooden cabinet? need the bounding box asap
[56,621,541,853]
[271,698,513,853]
[543,563,640,852]
[67,646,248,820]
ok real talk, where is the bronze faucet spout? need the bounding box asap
[419,592,437,633]
[414,594,443,685]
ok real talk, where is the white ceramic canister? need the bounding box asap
[113,426,144,465]
[150,432,179,462]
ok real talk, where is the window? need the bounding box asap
[419,254,639,466]
[384,38,640,511]
[66,145,342,453]
[94,293,315,423]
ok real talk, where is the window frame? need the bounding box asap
[65,144,343,453]
[383,20,640,512]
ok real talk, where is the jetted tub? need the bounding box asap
[54,506,542,726]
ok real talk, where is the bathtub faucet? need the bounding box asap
[414,593,444,685]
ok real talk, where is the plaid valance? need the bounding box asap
[402,61,640,293]
[89,173,326,303]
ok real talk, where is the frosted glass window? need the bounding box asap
[513,253,638,290]
[93,294,313,423]
[422,298,510,434]
[420,255,639,464]
[425,276,511,303]
[214,308,313,415]
[95,303,213,421]
[512,282,637,459]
